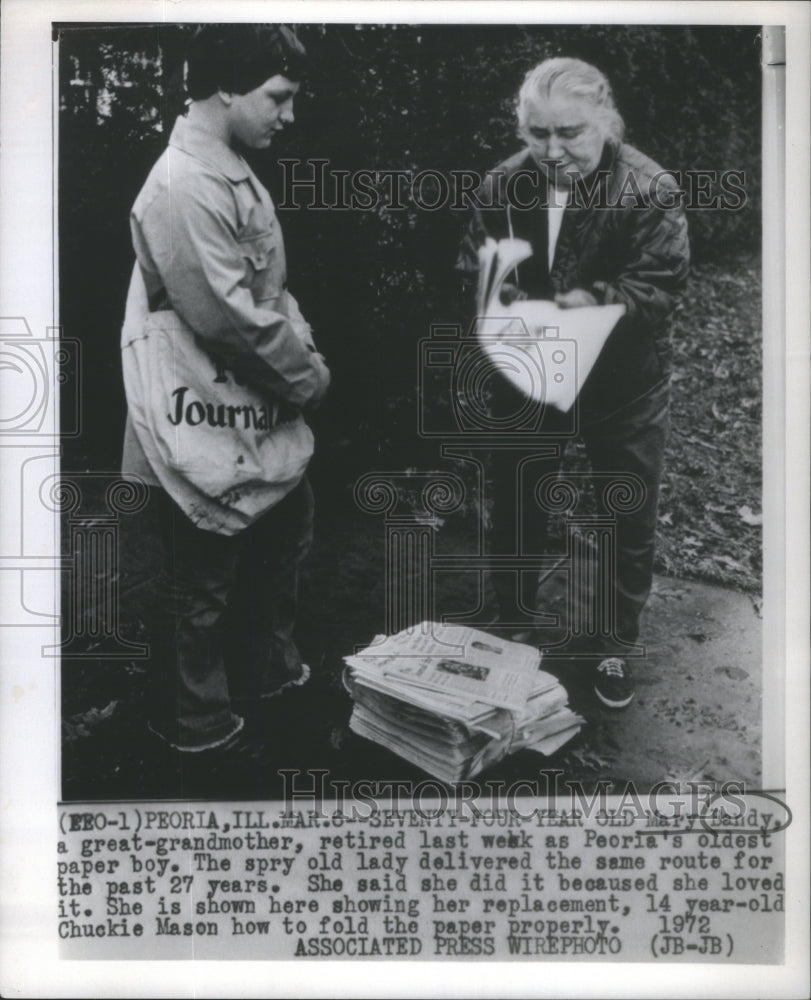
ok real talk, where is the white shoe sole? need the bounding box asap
[594,687,634,709]
[261,663,311,699]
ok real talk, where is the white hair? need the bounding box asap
[516,57,625,148]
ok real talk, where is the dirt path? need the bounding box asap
[550,574,762,790]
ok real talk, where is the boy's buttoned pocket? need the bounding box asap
[238,231,282,302]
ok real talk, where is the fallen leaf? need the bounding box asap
[569,748,613,771]
[738,505,762,526]
[63,701,120,742]
[81,700,119,725]
[713,665,748,680]
[684,434,721,452]
[713,554,748,572]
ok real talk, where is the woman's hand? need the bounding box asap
[554,288,598,308]
[499,282,528,305]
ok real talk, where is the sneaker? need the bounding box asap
[593,657,634,709]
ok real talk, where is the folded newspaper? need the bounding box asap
[475,237,626,412]
[344,623,583,782]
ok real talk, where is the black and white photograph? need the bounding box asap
[56,20,766,798]
[0,0,808,994]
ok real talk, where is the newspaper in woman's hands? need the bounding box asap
[475,238,625,411]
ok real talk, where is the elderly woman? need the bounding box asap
[458,58,690,709]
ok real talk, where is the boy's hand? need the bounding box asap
[305,352,331,410]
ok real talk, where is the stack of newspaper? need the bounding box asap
[344,623,583,782]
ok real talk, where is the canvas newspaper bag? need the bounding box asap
[121,266,314,535]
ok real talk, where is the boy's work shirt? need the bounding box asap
[123,114,328,482]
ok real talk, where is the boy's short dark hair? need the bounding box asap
[186,24,308,100]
